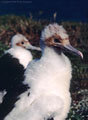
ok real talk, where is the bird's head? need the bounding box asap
[40,23,83,58]
[11,34,41,51]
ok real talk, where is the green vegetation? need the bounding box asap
[0,15,88,119]
[0,41,8,56]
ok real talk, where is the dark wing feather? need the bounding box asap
[0,53,29,120]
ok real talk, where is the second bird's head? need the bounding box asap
[11,34,41,51]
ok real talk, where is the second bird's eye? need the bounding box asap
[21,41,24,44]
[54,39,60,43]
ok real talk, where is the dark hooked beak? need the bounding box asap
[64,44,83,59]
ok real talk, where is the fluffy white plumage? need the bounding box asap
[4,23,82,120]
[41,24,68,41]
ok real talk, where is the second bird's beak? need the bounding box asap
[26,44,41,51]
[64,44,83,59]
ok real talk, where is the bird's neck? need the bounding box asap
[6,47,33,68]
[42,46,63,62]
[42,46,72,91]
[42,46,72,69]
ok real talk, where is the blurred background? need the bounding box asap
[0,0,88,119]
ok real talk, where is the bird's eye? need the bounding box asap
[21,41,24,44]
[54,39,60,43]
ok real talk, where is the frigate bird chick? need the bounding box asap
[0,33,41,120]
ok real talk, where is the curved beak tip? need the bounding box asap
[64,44,83,59]
[78,51,83,59]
